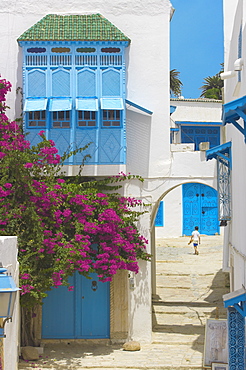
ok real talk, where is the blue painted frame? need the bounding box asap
[21,40,128,165]
[180,125,221,151]
[222,95,246,142]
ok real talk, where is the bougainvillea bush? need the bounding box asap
[0,77,150,311]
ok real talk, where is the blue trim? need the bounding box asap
[206,141,232,168]
[223,96,246,122]
[223,288,246,317]
[176,121,222,126]
[75,98,98,111]
[125,99,153,115]
[101,98,124,110]
[170,128,179,132]
[24,98,48,111]
[49,98,72,111]
[170,105,176,114]
[222,96,246,142]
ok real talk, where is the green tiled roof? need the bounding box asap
[18,14,130,43]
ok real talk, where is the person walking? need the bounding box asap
[188,226,201,255]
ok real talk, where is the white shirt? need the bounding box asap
[192,230,200,242]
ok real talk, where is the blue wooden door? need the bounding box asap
[42,272,110,339]
[183,183,219,235]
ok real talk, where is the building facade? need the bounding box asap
[0,0,173,345]
[0,0,225,348]
[155,98,222,238]
[209,0,246,368]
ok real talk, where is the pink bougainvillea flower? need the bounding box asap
[24,163,34,168]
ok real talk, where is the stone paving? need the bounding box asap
[18,235,229,370]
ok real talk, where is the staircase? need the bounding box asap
[152,236,229,369]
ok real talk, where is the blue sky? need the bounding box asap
[170,0,223,99]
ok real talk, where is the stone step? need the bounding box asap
[156,261,225,275]
[152,331,204,345]
[154,287,228,304]
[153,312,226,327]
[156,274,228,288]
[152,301,223,311]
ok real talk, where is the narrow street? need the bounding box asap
[19,235,229,370]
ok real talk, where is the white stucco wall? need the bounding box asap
[223,0,246,292]
[171,99,222,123]
[0,236,19,370]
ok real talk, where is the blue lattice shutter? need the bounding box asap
[52,69,70,97]
[27,69,46,97]
[77,69,96,97]
[98,129,123,163]
[49,129,71,159]
[102,69,121,96]
[207,127,220,148]
[74,130,98,164]
[228,307,245,369]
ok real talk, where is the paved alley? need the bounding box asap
[19,235,229,370]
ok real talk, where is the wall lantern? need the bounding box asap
[0,263,20,338]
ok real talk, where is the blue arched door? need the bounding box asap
[42,272,110,339]
[183,183,219,236]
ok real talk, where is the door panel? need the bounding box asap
[183,183,219,235]
[42,273,110,339]
[80,273,110,338]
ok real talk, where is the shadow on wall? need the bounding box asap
[126,110,151,177]
[128,259,151,340]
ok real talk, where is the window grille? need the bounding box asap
[52,111,70,128]
[28,111,46,127]
[100,55,122,66]
[75,55,97,66]
[206,142,231,222]
[78,111,96,127]
[102,110,121,127]
[25,55,47,66]
[50,55,72,66]
[217,156,231,221]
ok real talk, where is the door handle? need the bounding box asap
[202,211,205,214]
[91,281,98,291]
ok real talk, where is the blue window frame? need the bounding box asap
[155,201,164,227]
[181,125,220,151]
[102,110,121,127]
[20,37,127,164]
[52,111,70,128]
[78,111,96,127]
[28,111,46,127]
